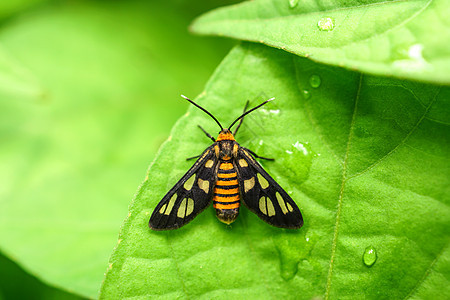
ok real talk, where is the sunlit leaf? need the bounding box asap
[191,0,450,85]
[100,43,450,298]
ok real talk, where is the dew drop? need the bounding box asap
[392,43,430,71]
[292,141,310,156]
[275,232,317,281]
[309,75,321,88]
[302,89,311,99]
[408,44,425,60]
[289,0,299,8]
[280,141,315,184]
[317,17,335,31]
[363,246,377,267]
[260,108,281,115]
[247,139,315,186]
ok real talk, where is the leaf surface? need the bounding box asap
[0,1,232,298]
[100,43,450,299]
[0,0,49,19]
[0,252,85,300]
[191,0,450,85]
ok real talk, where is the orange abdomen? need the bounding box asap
[213,161,240,224]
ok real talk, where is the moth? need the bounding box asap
[149,95,303,230]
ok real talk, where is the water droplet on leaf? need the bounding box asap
[292,141,310,156]
[363,246,377,267]
[289,0,299,8]
[408,44,425,60]
[247,138,316,186]
[317,17,335,31]
[279,141,315,184]
[309,75,321,88]
[302,89,310,99]
[392,43,430,71]
[260,108,281,115]
[274,232,316,280]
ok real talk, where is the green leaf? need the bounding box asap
[0,252,86,300]
[0,45,45,101]
[191,0,450,85]
[0,1,233,298]
[100,43,449,298]
[0,0,48,19]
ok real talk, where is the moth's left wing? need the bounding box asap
[235,148,303,229]
[149,147,218,230]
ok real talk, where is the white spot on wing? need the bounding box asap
[186,198,194,216]
[159,204,167,214]
[286,202,293,212]
[244,177,255,192]
[164,194,177,215]
[177,198,187,218]
[205,160,214,168]
[198,179,209,193]
[184,175,196,190]
[266,198,275,216]
[276,192,288,214]
[257,173,269,189]
[259,196,267,215]
[239,159,248,167]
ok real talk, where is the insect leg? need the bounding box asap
[186,155,201,161]
[244,148,274,161]
[233,100,250,136]
[198,125,216,142]
[187,126,215,160]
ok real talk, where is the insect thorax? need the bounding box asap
[215,129,239,160]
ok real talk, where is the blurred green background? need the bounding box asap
[0,0,237,298]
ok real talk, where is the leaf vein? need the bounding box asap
[403,241,449,299]
[347,88,439,181]
[425,116,450,126]
[324,73,363,299]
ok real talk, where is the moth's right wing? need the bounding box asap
[235,148,303,229]
[149,146,218,230]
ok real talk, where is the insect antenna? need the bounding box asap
[181,95,223,130]
[228,98,274,130]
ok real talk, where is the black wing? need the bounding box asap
[149,146,218,230]
[235,148,303,229]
